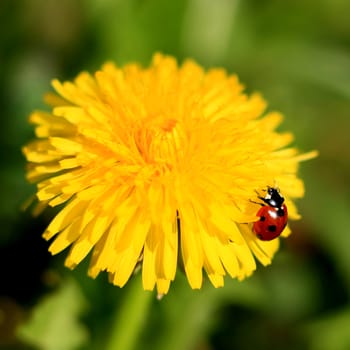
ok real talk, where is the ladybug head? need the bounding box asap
[260,187,285,208]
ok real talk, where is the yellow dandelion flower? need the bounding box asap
[23,53,317,295]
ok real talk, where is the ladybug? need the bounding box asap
[253,187,288,241]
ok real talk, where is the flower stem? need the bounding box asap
[105,275,153,350]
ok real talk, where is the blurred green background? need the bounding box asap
[0,0,349,349]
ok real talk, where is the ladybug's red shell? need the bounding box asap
[253,203,288,241]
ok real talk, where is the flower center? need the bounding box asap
[134,117,179,180]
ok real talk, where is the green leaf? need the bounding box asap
[152,273,267,350]
[303,307,350,350]
[17,279,88,350]
[182,0,240,64]
[104,274,153,350]
[282,45,350,99]
[302,169,350,291]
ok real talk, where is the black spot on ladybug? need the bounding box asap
[277,208,285,217]
[260,216,266,222]
[268,225,277,232]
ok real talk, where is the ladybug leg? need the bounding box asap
[249,199,264,206]
[250,189,267,206]
[254,189,269,204]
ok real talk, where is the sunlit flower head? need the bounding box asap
[23,53,317,295]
